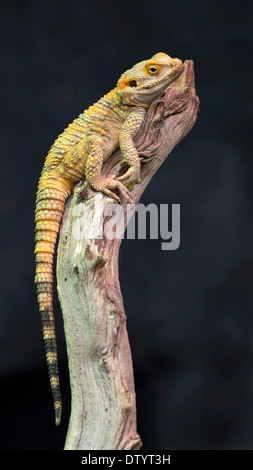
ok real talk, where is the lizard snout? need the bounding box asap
[169,58,183,68]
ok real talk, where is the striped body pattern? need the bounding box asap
[35,53,184,425]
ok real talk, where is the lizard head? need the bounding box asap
[116,52,184,108]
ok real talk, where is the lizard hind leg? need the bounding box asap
[85,135,133,204]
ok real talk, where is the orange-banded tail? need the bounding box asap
[35,185,69,425]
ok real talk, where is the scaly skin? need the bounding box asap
[35,53,184,425]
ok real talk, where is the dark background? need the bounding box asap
[1,0,252,450]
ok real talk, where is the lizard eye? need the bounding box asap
[148,65,159,74]
[129,80,137,87]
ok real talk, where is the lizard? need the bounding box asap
[35,52,184,426]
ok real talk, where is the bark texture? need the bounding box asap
[56,60,199,450]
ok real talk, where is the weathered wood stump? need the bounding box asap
[57,60,199,450]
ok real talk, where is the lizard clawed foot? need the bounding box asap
[92,176,133,204]
[110,178,134,204]
[117,167,141,189]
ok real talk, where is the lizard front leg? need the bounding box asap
[118,107,146,188]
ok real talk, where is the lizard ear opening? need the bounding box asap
[129,80,137,87]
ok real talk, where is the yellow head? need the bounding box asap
[117,53,184,107]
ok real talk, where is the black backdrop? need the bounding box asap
[0,0,252,450]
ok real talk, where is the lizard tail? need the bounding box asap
[35,185,69,426]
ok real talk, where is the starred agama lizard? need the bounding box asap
[35,53,184,425]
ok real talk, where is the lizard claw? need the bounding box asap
[101,187,121,204]
[117,167,141,188]
[93,177,133,204]
[112,180,133,204]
